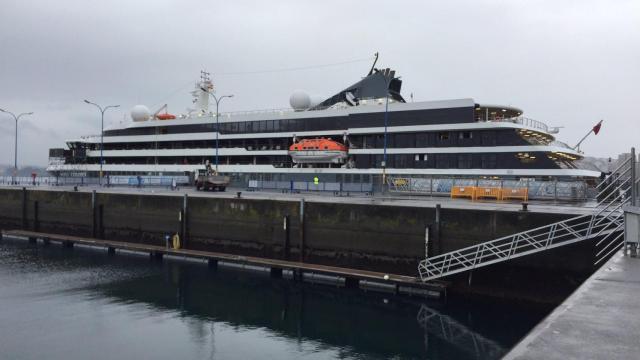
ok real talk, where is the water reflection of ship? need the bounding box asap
[416,304,506,359]
[99,262,431,358]
[94,260,514,359]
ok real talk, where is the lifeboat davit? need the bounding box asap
[156,113,176,120]
[288,138,348,164]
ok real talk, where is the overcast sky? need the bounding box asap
[0,0,638,167]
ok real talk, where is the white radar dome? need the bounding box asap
[289,90,311,111]
[130,105,151,122]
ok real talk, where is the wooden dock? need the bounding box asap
[1,229,447,298]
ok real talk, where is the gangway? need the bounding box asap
[418,148,637,282]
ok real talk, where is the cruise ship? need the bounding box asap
[47,60,600,186]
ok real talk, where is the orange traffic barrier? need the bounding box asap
[474,186,502,200]
[501,187,529,202]
[451,186,476,200]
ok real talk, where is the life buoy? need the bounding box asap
[172,233,181,249]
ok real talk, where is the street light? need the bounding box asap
[205,93,234,174]
[84,100,119,185]
[0,108,33,184]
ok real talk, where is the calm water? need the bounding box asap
[0,238,550,359]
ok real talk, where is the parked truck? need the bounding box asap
[195,162,230,191]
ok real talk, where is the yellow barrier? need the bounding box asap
[501,187,529,202]
[474,186,502,200]
[451,186,476,200]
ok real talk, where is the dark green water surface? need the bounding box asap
[0,239,550,359]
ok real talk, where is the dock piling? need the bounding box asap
[270,267,283,278]
[208,258,218,270]
[345,277,360,289]
[21,187,27,230]
[33,201,39,232]
[435,204,441,254]
[98,204,104,239]
[283,215,290,260]
[91,190,97,238]
[181,194,188,249]
[299,199,305,262]
[150,251,163,261]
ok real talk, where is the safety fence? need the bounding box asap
[388,177,590,201]
[451,186,528,201]
[0,175,190,187]
[248,180,374,194]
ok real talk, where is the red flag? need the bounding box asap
[593,120,602,135]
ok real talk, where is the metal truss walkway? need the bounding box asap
[419,148,638,282]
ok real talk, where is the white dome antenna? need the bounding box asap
[290,90,312,111]
[130,105,151,121]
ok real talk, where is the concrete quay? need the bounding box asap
[505,252,640,359]
[1,183,596,216]
[0,187,602,302]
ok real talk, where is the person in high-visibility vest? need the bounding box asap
[313,176,319,185]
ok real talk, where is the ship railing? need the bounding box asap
[485,116,549,133]
[549,140,573,150]
[247,180,374,194]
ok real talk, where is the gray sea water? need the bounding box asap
[0,238,550,359]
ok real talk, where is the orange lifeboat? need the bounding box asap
[288,138,348,164]
[156,113,176,120]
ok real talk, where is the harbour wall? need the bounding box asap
[0,188,598,302]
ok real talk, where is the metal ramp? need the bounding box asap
[418,148,637,282]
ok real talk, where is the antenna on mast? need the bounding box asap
[367,52,379,76]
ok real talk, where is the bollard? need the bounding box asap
[236,191,242,198]
[521,202,529,212]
